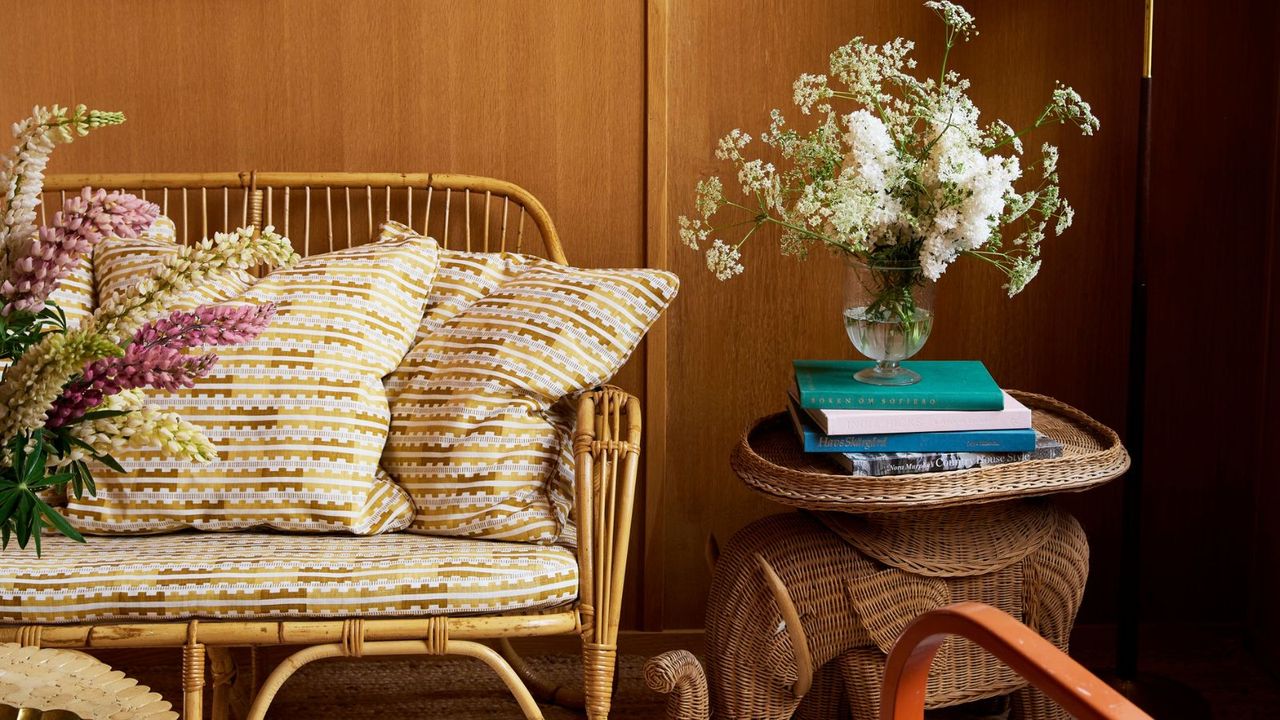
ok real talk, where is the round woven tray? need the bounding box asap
[731,390,1129,513]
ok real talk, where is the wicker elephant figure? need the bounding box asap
[647,505,1089,720]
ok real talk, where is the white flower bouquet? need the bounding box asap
[681,1,1099,299]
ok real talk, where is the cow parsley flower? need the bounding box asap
[714,129,751,162]
[1041,143,1059,178]
[793,74,832,114]
[1055,199,1075,235]
[678,215,709,250]
[737,159,776,196]
[705,240,744,281]
[1050,82,1100,136]
[694,176,725,219]
[1004,256,1042,297]
[925,1,977,39]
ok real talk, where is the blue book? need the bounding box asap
[788,398,1037,453]
[793,359,1004,411]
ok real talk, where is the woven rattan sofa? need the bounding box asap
[0,172,641,720]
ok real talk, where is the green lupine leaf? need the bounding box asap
[15,499,32,549]
[75,409,130,422]
[96,453,126,474]
[0,491,20,523]
[36,498,82,544]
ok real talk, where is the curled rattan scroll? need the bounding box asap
[732,391,1129,513]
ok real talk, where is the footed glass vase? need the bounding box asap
[842,257,936,386]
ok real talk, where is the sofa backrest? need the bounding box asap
[38,172,566,264]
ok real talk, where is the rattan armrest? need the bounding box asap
[572,385,641,716]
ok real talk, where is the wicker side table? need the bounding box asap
[0,643,176,720]
[700,391,1127,720]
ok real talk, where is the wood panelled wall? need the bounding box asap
[3,0,1275,638]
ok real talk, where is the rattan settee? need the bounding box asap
[0,172,641,720]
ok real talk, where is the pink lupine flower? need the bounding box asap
[132,303,277,351]
[46,302,277,428]
[46,347,217,428]
[1,187,158,316]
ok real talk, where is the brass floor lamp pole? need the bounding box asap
[1106,2,1209,715]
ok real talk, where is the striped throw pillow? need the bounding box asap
[380,221,678,544]
[66,232,440,535]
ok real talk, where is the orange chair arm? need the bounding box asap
[880,602,1153,720]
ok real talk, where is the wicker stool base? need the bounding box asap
[702,505,1088,720]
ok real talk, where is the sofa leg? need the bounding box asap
[583,642,617,720]
[496,638,585,708]
[207,647,237,720]
[183,640,206,720]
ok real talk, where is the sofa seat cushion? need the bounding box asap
[0,533,578,624]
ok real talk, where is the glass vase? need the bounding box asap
[842,257,936,386]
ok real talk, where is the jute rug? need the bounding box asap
[122,654,665,719]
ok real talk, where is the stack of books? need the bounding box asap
[788,360,1062,477]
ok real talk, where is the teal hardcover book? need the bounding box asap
[793,360,1003,411]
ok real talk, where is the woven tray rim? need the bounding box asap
[732,390,1130,512]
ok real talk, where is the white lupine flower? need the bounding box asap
[92,225,296,341]
[66,390,218,464]
[705,240,744,281]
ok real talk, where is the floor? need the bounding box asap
[106,624,1280,719]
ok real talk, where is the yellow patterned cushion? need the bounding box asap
[66,233,440,535]
[0,532,578,622]
[381,222,678,544]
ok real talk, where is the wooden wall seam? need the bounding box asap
[642,0,671,631]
